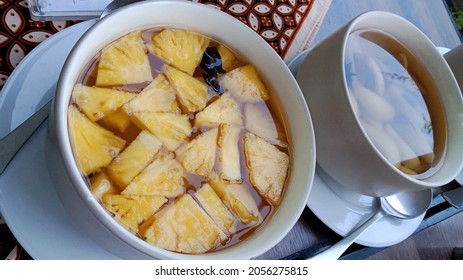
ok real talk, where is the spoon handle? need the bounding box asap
[0,100,51,175]
[443,186,463,208]
[309,209,385,260]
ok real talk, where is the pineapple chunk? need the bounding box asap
[209,174,260,225]
[175,127,218,177]
[106,131,162,188]
[123,154,185,198]
[217,44,242,72]
[99,108,133,134]
[129,111,192,151]
[217,124,242,182]
[219,65,270,103]
[244,102,286,146]
[72,84,137,121]
[123,74,179,114]
[96,31,153,86]
[194,183,237,234]
[164,65,208,113]
[90,171,121,203]
[152,29,210,76]
[244,133,289,205]
[194,96,243,128]
[68,106,126,175]
[143,194,227,253]
[103,194,167,233]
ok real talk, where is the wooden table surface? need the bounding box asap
[255,0,463,260]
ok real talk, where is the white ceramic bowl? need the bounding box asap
[46,0,315,259]
[297,11,463,197]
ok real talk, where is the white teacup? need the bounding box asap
[297,11,463,197]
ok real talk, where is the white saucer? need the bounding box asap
[0,20,118,259]
[310,167,424,247]
[289,49,425,247]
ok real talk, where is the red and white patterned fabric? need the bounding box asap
[0,0,79,90]
[1,0,330,91]
[193,0,331,62]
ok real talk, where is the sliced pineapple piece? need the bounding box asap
[99,108,132,134]
[244,102,286,146]
[164,65,208,113]
[103,194,167,233]
[129,111,192,151]
[106,130,162,188]
[217,124,242,182]
[194,183,237,234]
[123,74,179,115]
[90,171,121,203]
[194,95,243,128]
[123,154,184,197]
[244,133,289,205]
[219,65,270,103]
[175,127,218,177]
[96,31,153,86]
[152,29,210,76]
[217,44,242,72]
[143,194,227,253]
[72,84,137,121]
[209,174,260,225]
[68,106,126,176]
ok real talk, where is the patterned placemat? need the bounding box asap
[0,0,331,259]
[1,0,331,91]
[193,0,331,63]
[0,0,80,90]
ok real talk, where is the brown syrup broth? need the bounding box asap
[73,27,291,253]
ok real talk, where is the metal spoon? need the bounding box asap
[443,186,463,208]
[0,0,144,175]
[309,189,433,260]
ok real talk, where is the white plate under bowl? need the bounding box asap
[0,20,118,259]
[289,49,426,247]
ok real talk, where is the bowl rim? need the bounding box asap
[53,0,316,259]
